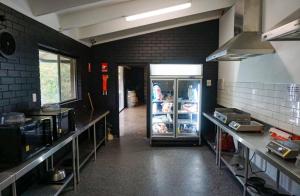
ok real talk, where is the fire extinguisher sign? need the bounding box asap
[101,62,109,95]
[101,62,108,73]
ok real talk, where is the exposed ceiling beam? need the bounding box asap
[27,0,129,16]
[84,10,222,45]
[59,0,189,30]
[73,0,234,40]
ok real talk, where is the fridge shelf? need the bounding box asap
[152,100,173,103]
[178,100,199,103]
[177,111,198,114]
[152,121,173,124]
[152,112,173,115]
[176,133,198,137]
[177,120,198,125]
[152,133,174,137]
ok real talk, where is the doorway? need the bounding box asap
[118,64,148,137]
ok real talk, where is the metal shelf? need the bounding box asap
[221,153,289,196]
[96,138,105,149]
[8,133,74,180]
[204,113,294,195]
[0,110,110,196]
[22,172,74,196]
[203,112,300,185]
[0,133,76,196]
[78,134,106,169]
[206,140,216,153]
[78,140,94,169]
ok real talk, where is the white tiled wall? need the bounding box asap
[218,81,300,194]
[218,81,300,135]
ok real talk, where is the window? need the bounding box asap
[39,50,77,105]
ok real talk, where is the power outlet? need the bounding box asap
[32,93,37,102]
[206,80,212,87]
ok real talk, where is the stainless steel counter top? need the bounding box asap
[0,132,75,194]
[0,109,110,192]
[7,133,74,180]
[74,109,110,137]
[0,172,14,191]
[203,112,300,184]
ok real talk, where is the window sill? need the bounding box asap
[60,99,80,106]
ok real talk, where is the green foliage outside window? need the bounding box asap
[39,50,76,105]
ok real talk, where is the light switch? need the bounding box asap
[32,93,37,102]
[206,80,212,87]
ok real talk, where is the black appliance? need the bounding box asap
[0,116,52,168]
[214,108,251,124]
[28,108,75,142]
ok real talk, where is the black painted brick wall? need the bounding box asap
[0,3,91,113]
[91,20,219,137]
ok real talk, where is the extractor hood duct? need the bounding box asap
[206,0,274,62]
[262,8,300,41]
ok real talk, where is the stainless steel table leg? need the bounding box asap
[276,169,280,190]
[215,126,219,166]
[72,139,77,192]
[50,155,54,170]
[218,127,222,168]
[104,116,107,144]
[12,182,17,196]
[76,137,80,183]
[46,158,49,171]
[0,189,2,196]
[93,124,97,161]
[243,147,250,196]
[88,127,91,141]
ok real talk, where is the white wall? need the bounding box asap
[218,0,300,194]
[118,66,125,112]
[218,0,300,84]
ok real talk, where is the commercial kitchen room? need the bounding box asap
[0,0,299,195]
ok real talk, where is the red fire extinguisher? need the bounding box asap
[102,74,108,95]
[88,63,92,73]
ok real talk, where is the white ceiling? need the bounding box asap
[1,0,235,46]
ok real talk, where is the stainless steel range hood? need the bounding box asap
[262,8,300,41]
[206,0,274,62]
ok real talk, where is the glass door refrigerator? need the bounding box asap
[150,64,202,145]
[176,79,201,138]
[151,79,175,138]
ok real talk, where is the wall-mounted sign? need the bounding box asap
[101,62,108,73]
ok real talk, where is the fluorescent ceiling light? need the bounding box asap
[125,2,191,21]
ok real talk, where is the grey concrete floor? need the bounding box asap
[64,105,242,196]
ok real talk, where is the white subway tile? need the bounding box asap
[274,84,287,91]
[278,121,293,133]
[293,125,300,136]
[264,84,275,90]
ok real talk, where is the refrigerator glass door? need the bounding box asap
[176,79,201,137]
[151,79,175,137]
